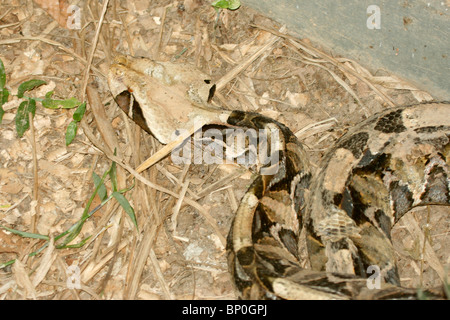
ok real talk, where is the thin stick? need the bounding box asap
[154,5,168,59]
[80,0,110,101]
[149,249,174,299]
[28,112,39,234]
[171,179,190,233]
[214,25,287,91]
[135,120,205,173]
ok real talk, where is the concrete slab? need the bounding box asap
[243,0,449,100]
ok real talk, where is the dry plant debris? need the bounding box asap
[0,0,448,300]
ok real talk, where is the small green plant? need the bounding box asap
[211,0,241,11]
[0,59,9,124]
[0,58,137,270]
[0,160,136,269]
[0,58,85,145]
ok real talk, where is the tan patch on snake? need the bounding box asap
[322,148,355,193]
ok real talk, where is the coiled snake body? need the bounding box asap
[108,55,449,299]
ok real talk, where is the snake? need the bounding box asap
[108,55,449,299]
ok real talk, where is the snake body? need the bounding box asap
[108,55,449,299]
[226,104,449,299]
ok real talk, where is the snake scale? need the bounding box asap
[108,55,449,299]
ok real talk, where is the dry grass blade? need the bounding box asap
[214,25,287,91]
[287,39,396,108]
[171,180,190,234]
[149,249,174,299]
[301,60,366,114]
[87,85,121,156]
[27,111,39,233]
[80,0,110,101]
[196,167,247,198]
[124,222,158,299]
[81,240,129,283]
[402,213,445,282]
[12,259,36,299]
[295,117,338,140]
[32,237,56,287]
[136,121,205,173]
[156,164,200,200]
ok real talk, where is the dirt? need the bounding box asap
[0,0,448,299]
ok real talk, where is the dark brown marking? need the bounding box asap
[420,166,449,204]
[415,125,450,134]
[374,109,406,133]
[389,181,414,222]
[336,132,369,158]
[114,91,131,114]
[131,98,152,134]
[114,90,152,134]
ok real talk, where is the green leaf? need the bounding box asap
[109,157,118,192]
[57,168,112,248]
[73,102,86,122]
[15,102,28,137]
[0,259,16,269]
[65,120,78,145]
[444,274,450,299]
[28,97,36,116]
[42,96,81,109]
[211,0,241,10]
[17,79,46,98]
[0,88,9,105]
[0,225,49,240]
[112,191,138,231]
[92,172,108,201]
[417,288,429,300]
[0,89,7,124]
[0,58,6,90]
[15,99,36,137]
[59,235,92,249]
[58,220,84,247]
[0,59,9,125]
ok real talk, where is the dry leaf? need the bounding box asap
[34,0,72,28]
[285,90,310,108]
